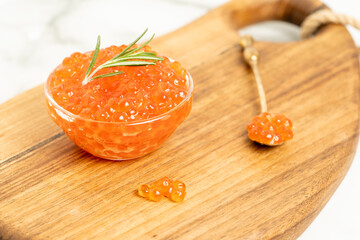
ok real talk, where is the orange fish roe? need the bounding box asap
[49,45,188,122]
[138,177,186,202]
[45,44,193,160]
[246,112,293,146]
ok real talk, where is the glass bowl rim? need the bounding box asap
[44,68,193,126]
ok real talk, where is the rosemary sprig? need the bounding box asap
[82,28,163,85]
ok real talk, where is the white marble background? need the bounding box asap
[1,0,360,239]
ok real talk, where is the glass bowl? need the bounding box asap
[44,72,193,160]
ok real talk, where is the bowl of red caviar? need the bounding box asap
[45,30,193,160]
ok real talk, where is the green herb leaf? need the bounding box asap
[82,29,162,85]
[113,28,149,59]
[120,33,155,57]
[103,61,156,67]
[104,55,163,65]
[91,71,125,80]
[85,35,101,78]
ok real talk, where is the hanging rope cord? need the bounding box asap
[300,9,360,54]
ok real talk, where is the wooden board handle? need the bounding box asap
[223,0,327,29]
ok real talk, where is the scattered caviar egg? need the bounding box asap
[151,176,173,198]
[138,184,150,198]
[149,187,163,202]
[138,177,186,202]
[171,180,187,202]
[45,35,193,160]
[246,112,293,146]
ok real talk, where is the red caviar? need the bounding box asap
[45,45,193,160]
[138,177,186,202]
[49,45,188,122]
[246,112,293,146]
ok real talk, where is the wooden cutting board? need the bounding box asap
[1,0,359,239]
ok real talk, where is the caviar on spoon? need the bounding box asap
[240,35,293,146]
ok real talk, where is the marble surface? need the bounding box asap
[1,0,359,238]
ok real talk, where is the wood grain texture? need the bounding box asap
[1,0,359,239]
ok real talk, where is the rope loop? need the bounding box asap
[301,9,360,53]
[301,9,360,38]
